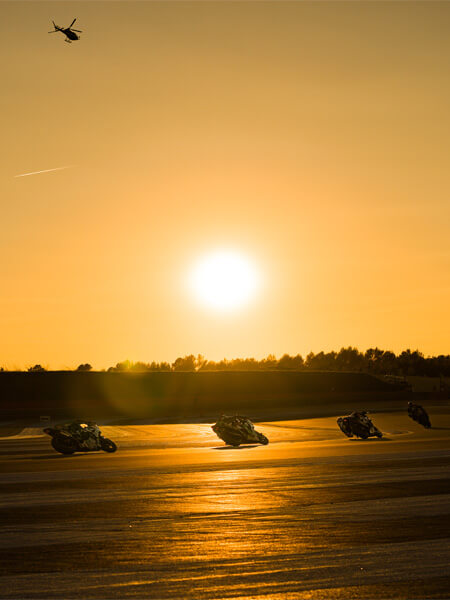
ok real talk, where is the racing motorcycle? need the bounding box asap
[337,411,383,440]
[407,402,431,428]
[43,421,117,455]
[212,415,269,447]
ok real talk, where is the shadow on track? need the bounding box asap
[31,453,91,460]
[349,437,391,442]
[212,444,260,450]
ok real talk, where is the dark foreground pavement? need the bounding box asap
[1,411,450,599]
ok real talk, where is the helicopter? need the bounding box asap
[48,19,82,43]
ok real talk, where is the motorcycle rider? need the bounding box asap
[86,421,101,440]
[350,411,371,427]
[412,400,431,427]
[408,400,421,418]
[67,420,86,440]
[349,410,382,437]
[66,421,101,449]
[82,421,102,449]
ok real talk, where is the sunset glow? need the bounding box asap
[1,1,449,368]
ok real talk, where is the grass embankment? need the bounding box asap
[0,371,411,422]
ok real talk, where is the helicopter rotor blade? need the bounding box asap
[68,18,77,29]
[71,29,82,33]
[48,30,58,33]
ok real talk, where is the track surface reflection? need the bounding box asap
[1,411,450,599]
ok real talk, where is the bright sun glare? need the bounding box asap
[190,250,260,311]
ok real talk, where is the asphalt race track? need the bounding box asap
[1,409,450,599]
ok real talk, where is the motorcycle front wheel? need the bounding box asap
[258,433,269,445]
[100,438,117,453]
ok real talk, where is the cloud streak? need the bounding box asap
[14,165,75,178]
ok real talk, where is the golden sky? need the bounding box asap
[1,1,450,369]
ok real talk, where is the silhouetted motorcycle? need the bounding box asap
[44,421,117,455]
[212,415,269,447]
[337,411,383,440]
[407,402,431,428]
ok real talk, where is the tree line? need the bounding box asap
[107,349,450,377]
[2,347,449,377]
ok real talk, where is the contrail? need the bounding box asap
[14,165,75,178]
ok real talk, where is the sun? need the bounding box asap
[189,250,260,311]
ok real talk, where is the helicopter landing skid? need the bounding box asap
[65,39,72,44]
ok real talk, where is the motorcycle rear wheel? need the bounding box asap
[100,438,117,453]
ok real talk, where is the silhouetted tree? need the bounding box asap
[305,351,338,371]
[427,355,450,377]
[365,348,384,373]
[260,354,277,370]
[128,361,152,372]
[232,358,260,371]
[277,354,304,370]
[172,355,197,371]
[196,354,208,370]
[108,360,132,372]
[397,349,427,376]
[147,361,165,372]
[378,351,398,375]
[28,364,46,372]
[103,349,450,377]
[198,359,221,371]
[76,363,92,371]
[334,347,365,371]
[157,361,172,372]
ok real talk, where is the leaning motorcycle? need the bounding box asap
[407,403,431,428]
[212,415,269,447]
[337,411,383,440]
[43,422,117,455]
